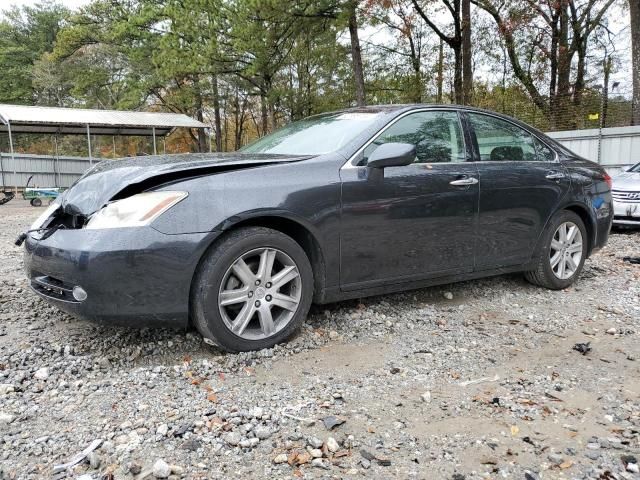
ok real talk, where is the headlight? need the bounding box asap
[85,191,187,230]
[30,201,60,230]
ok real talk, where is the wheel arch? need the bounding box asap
[561,203,596,256]
[530,202,596,265]
[215,213,327,303]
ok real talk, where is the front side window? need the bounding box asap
[363,111,466,164]
[469,113,537,162]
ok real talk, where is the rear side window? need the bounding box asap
[469,113,537,162]
[363,111,466,164]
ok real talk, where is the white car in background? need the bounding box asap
[612,162,640,227]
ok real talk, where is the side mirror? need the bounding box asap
[367,142,416,169]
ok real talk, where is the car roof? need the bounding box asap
[326,104,531,123]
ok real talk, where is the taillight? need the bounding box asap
[603,172,612,189]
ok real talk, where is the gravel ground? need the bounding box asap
[1,199,639,480]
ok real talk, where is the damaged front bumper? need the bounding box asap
[24,226,220,327]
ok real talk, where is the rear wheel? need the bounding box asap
[30,198,42,207]
[191,227,313,352]
[525,210,588,289]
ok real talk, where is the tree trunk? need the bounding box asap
[461,0,473,105]
[631,0,640,125]
[234,88,241,150]
[573,44,587,129]
[348,1,366,106]
[602,55,612,128]
[554,1,572,130]
[193,77,208,153]
[453,46,464,104]
[437,38,444,103]
[212,75,222,152]
[260,93,268,136]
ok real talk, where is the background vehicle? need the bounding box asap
[22,176,65,207]
[22,105,613,352]
[612,162,640,227]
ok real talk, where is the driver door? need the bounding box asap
[339,110,479,290]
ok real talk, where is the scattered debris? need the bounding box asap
[322,415,346,430]
[622,256,640,265]
[572,342,591,355]
[52,439,103,474]
[458,374,500,387]
[621,455,639,473]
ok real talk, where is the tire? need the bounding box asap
[524,210,588,290]
[191,227,314,352]
[30,198,42,207]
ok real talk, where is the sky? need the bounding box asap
[1,0,90,9]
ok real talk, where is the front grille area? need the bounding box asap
[31,275,80,303]
[612,190,640,203]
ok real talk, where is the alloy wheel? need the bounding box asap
[549,221,583,280]
[218,247,302,340]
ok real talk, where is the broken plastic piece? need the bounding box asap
[53,439,102,474]
[572,342,591,355]
[458,374,500,387]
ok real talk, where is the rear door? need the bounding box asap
[465,112,570,269]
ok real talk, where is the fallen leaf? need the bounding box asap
[510,425,519,436]
[296,451,311,465]
[560,460,573,469]
[207,393,218,403]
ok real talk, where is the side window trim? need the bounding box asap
[341,108,469,169]
[463,110,559,163]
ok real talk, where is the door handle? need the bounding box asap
[545,171,566,180]
[450,177,478,186]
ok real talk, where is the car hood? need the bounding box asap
[61,152,312,216]
[613,172,640,191]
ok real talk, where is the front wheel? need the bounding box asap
[191,227,313,352]
[524,210,588,290]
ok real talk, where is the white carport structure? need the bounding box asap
[0,104,207,193]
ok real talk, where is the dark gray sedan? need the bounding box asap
[22,105,613,351]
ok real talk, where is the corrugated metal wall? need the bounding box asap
[0,153,92,190]
[547,125,640,174]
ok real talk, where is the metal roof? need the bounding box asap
[0,104,207,136]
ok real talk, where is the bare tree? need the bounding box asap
[631,0,640,125]
[348,1,366,106]
[461,0,473,104]
[412,0,464,104]
[474,0,616,129]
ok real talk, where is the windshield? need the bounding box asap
[628,162,640,172]
[240,112,382,155]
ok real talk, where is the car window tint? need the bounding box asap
[363,111,465,164]
[469,113,537,162]
[533,137,556,162]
